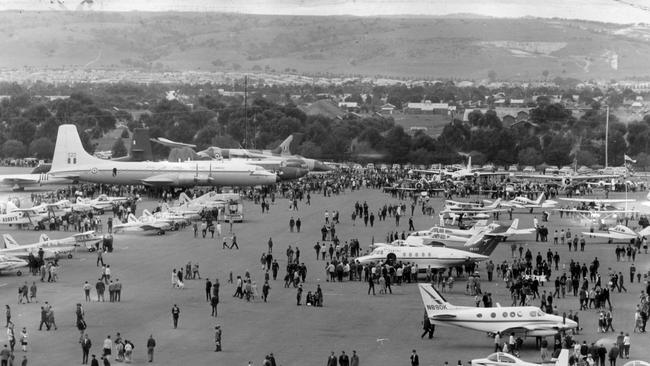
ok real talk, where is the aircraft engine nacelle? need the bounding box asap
[165,174,214,186]
[563,177,572,186]
[473,172,479,178]
[282,159,308,169]
[276,167,309,181]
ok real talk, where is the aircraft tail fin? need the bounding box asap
[464,231,501,256]
[130,128,153,161]
[142,209,153,217]
[39,234,50,243]
[178,193,191,206]
[51,124,98,173]
[127,213,139,223]
[5,201,19,213]
[535,193,546,205]
[487,198,501,209]
[418,284,456,319]
[554,349,569,366]
[273,135,293,155]
[3,234,19,249]
[467,156,471,170]
[506,219,519,234]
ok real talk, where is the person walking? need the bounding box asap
[214,325,222,352]
[205,279,212,302]
[608,343,619,366]
[410,349,419,366]
[171,304,180,329]
[146,335,155,363]
[80,333,92,364]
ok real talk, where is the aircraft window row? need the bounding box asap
[485,312,525,319]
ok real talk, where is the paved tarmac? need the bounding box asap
[0,185,649,365]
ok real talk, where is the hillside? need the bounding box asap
[2,11,650,80]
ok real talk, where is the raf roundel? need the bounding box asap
[90,167,98,174]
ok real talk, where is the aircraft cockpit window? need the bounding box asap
[500,355,516,363]
[487,354,499,362]
[490,312,496,318]
[537,311,544,316]
[476,313,483,318]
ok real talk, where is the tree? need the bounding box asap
[2,139,26,158]
[28,137,54,159]
[10,118,37,145]
[517,147,543,166]
[111,139,127,158]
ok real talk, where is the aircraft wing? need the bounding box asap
[0,176,40,184]
[559,198,635,204]
[580,231,633,240]
[140,223,171,231]
[443,208,508,214]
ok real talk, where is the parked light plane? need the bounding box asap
[489,193,558,209]
[412,157,504,180]
[443,199,506,215]
[0,202,49,229]
[356,232,500,269]
[412,219,534,243]
[581,225,650,242]
[49,125,277,187]
[76,194,129,211]
[1,233,77,259]
[471,349,569,366]
[0,254,29,276]
[112,213,171,235]
[418,284,577,338]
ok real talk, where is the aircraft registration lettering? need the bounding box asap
[426,304,447,311]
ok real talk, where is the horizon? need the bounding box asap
[1,0,649,24]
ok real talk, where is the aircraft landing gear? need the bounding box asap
[16,270,22,276]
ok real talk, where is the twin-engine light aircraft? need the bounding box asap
[356,232,501,269]
[0,202,49,229]
[581,224,650,243]
[49,125,278,187]
[487,193,558,210]
[418,284,577,338]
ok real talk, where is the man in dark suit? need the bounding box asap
[410,349,419,366]
[338,351,349,366]
[327,351,337,366]
[80,333,92,364]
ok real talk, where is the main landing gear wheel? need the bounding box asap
[16,271,22,276]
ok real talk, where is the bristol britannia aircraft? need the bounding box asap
[49,125,278,187]
[418,284,577,338]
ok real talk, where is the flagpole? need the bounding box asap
[605,105,609,168]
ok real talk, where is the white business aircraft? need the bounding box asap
[0,172,72,191]
[157,203,201,221]
[581,225,650,243]
[0,202,49,229]
[48,125,277,187]
[412,156,502,180]
[0,254,29,276]
[1,233,77,259]
[112,213,172,235]
[471,349,569,366]
[418,284,577,338]
[356,232,500,269]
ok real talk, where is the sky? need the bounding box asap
[2,0,650,24]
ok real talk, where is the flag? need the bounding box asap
[624,154,637,163]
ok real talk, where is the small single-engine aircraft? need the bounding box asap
[0,254,29,276]
[112,213,172,235]
[471,349,568,366]
[1,233,77,259]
